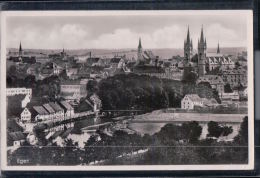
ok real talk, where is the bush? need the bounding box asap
[207,121,233,138]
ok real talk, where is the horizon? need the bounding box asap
[5,11,248,50]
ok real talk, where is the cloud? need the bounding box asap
[205,23,245,47]
[7,20,247,49]
[88,25,185,49]
[7,24,89,49]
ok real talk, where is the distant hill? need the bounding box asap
[7,47,246,59]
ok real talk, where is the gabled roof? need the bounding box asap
[33,106,49,115]
[49,102,64,112]
[43,103,55,114]
[110,57,122,63]
[184,94,202,102]
[8,131,26,141]
[59,101,73,111]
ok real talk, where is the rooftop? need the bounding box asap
[33,106,49,115]
[49,102,64,112]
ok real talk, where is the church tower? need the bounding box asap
[217,41,220,54]
[137,37,143,61]
[18,41,23,57]
[198,26,207,76]
[184,26,193,61]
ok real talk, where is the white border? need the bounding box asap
[0,10,254,171]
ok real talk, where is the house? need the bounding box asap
[220,68,247,88]
[7,132,26,147]
[6,88,32,98]
[26,63,41,75]
[21,94,31,108]
[110,57,122,68]
[66,67,78,79]
[60,79,88,100]
[181,94,204,110]
[20,107,31,123]
[53,62,64,75]
[59,100,74,119]
[220,90,240,101]
[49,102,64,121]
[43,103,56,121]
[31,106,50,122]
[196,75,225,95]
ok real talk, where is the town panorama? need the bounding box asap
[5,14,250,167]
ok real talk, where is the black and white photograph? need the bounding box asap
[0,10,254,171]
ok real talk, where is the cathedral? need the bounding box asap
[183,26,235,77]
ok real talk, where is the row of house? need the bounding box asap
[181,94,218,110]
[20,101,74,123]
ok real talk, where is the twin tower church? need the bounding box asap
[183,26,235,77]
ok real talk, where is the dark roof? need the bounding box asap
[59,101,73,111]
[8,131,26,141]
[86,57,100,65]
[133,65,165,74]
[110,57,121,63]
[33,106,49,115]
[49,102,64,112]
[7,119,23,132]
[7,95,26,117]
[43,103,55,114]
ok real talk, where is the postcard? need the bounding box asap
[0,10,254,171]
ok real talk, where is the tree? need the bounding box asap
[234,116,248,145]
[182,121,202,143]
[224,83,233,93]
[207,121,222,138]
[207,121,233,138]
[86,80,98,94]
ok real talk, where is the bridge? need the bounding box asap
[100,109,146,118]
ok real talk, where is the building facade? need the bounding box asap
[7,88,32,98]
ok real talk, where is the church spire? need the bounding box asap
[138,37,142,49]
[217,41,220,53]
[19,41,22,52]
[187,25,190,42]
[137,37,143,61]
[19,41,23,57]
[200,25,204,43]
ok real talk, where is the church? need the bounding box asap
[183,26,235,77]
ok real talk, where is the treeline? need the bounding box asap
[8,117,248,165]
[96,73,220,111]
[7,73,61,99]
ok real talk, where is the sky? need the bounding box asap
[5,11,249,50]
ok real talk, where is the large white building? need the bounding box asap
[181,94,204,110]
[60,79,88,100]
[6,88,32,98]
[181,94,218,110]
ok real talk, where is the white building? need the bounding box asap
[181,94,204,110]
[20,107,31,123]
[31,106,50,122]
[60,79,88,100]
[49,102,64,121]
[21,94,31,108]
[220,91,240,100]
[6,88,32,98]
[59,101,74,119]
[43,103,56,121]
